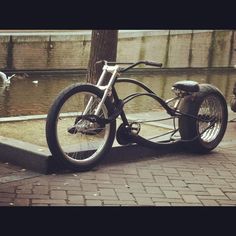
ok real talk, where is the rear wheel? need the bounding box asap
[178,84,228,153]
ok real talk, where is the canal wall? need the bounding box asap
[0,30,235,71]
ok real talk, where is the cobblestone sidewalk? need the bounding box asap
[0,120,236,206]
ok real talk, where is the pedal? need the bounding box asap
[67,126,77,134]
[130,122,141,135]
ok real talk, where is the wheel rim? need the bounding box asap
[55,91,110,165]
[197,95,223,143]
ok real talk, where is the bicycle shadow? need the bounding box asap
[100,142,186,166]
[48,142,196,174]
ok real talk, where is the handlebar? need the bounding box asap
[119,60,162,73]
[95,60,162,73]
[145,61,163,67]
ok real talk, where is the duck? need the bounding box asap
[0,71,16,84]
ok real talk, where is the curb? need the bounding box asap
[0,136,50,174]
[0,135,183,174]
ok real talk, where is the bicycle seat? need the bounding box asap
[172,80,200,93]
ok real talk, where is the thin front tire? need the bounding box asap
[46,83,116,171]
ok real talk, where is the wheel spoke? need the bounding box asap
[198,95,223,143]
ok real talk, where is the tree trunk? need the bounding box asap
[87,30,118,84]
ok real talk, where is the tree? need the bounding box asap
[87,30,118,84]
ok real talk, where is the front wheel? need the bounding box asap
[46,83,116,171]
[178,84,228,153]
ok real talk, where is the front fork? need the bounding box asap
[84,64,119,117]
[68,65,120,134]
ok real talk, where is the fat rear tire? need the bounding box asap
[178,84,228,153]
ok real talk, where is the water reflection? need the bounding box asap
[0,69,236,117]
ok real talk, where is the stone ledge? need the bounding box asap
[0,135,183,175]
[0,136,50,174]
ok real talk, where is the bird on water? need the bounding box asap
[0,71,16,84]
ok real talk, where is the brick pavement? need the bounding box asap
[0,120,236,206]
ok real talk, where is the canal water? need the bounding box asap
[0,69,236,117]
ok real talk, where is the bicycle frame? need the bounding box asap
[80,60,219,145]
[90,61,176,118]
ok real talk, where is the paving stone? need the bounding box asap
[84,195,118,200]
[217,170,234,177]
[0,197,14,203]
[31,203,50,207]
[153,176,172,186]
[33,186,49,195]
[139,178,155,183]
[97,183,122,189]
[132,193,164,198]
[31,199,66,205]
[117,193,135,201]
[170,202,203,206]
[154,173,180,178]
[182,195,201,204]
[124,168,138,175]
[0,192,15,198]
[220,187,236,193]
[138,170,153,179]
[111,178,127,185]
[170,180,187,187]
[81,183,98,192]
[197,195,229,200]
[17,184,34,190]
[103,200,137,206]
[51,190,67,199]
[134,197,155,206]
[211,178,230,186]
[0,187,16,193]
[217,200,236,205]
[126,181,144,188]
[125,187,146,194]
[178,171,194,178]
[201,167,218,175]
[145,186,162,194]
[163,190,182,199]
[152,198,184,204]
[163,167,179,174]
[99,188,116,196]
[178,190,209,196]
[14,198,30,206]
[206,188,225,196]
[188,184,205,191]
[159,186,189,192]
[113,187,131,193]
[155,202,171,206]
[85,200,103,206]
[225,192,236,200]
[186,175,212,184]
[229,182,236,188]
[68,195,84,204]
[95,173,111,180]
[16,194,50,199]
[200,199,219,206]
